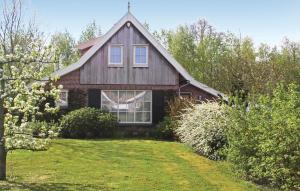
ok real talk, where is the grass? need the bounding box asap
[0,139,264,191]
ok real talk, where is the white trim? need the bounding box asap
[133,45,148,67]
[108,44,124,66]
[101,90,152,124]
[46,12,225,99]
[56,89,68,108]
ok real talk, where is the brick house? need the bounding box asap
[50,11,224,128]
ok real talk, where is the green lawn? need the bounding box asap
[0,139,263,191]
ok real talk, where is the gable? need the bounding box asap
[48,12,224,98]
[80,24,178,85]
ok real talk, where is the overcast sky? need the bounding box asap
[9,0,300,47]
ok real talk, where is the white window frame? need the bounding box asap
[101,90,152,124]
[56,89,68,108]
[133,45,148,67]
[108,44,123,66]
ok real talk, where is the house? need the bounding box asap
[51,10,224,128]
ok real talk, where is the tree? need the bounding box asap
[163,18,300,96]
[167,25,197,77]
[78,20,102,43]
[0,0,60,180]
[227,84,300,190]
[51,30,79,68]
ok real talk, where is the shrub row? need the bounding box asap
[167,84,299,190]
[226,84,300,190]
[59,107,117,139]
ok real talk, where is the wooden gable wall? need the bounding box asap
[79,23,179,85]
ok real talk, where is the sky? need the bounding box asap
[9,0,300,47]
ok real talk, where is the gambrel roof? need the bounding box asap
[49,12,224,98]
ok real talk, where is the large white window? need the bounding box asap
[108,45,123,66]
[101,90,152,123]
[133,45,148,66]
[56,89,68,108]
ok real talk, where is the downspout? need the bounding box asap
[178,80,190,97]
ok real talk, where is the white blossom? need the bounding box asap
[1,40,60,151]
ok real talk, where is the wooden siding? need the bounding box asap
[80,23,178,85]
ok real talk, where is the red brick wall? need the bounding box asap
[180,84,217,101]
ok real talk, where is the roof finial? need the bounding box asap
[128,1,131,12]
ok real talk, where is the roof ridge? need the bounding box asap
[47,12,225,98]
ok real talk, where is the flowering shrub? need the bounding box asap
[176,102,228,160]
[28,121,60,138]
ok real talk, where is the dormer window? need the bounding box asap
[108,45,123,66]
[133,45,148,67]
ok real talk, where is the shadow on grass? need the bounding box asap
[55,137,170,142]
[0,181,110,191]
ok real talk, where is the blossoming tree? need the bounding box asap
[0,0,60,180]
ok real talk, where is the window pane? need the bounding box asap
[101,90,152,123]
[60,92,67,101]
[143,112,151,122]
[101,91,118,111]
[136,112,151,122]
[111,112,118,119]
[144,102,151,111]
[119,112,126,122]
[126,91,136,112]
[57,91,68,107]
[135,47,147,64]
[135,102,143,111]
[135,112,143,122]
[135,91,145,111]
[110,46,122,64]
[119,91,135,113]
[144,91,151,101]
[127,112,134,122]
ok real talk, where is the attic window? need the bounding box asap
[108,45,123,66]
[133,45,148,67]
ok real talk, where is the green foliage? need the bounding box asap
[227,84,300,190]
[27,121,59,138]
[154,116,175,140]
[167,96,195,123]
[176,102,229,160]
[60,107,117,139]
[156,19,300,96]
[51,31,79,67]
[79,20,102,43]
[153,97,194,140]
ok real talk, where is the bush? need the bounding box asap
[176,102,228,160]
[227,84,300,190]
[167,96,195,122]
[60,107,117,139]
[154,116,175,140]
[28,121,60,138]
[153,97,194,141]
